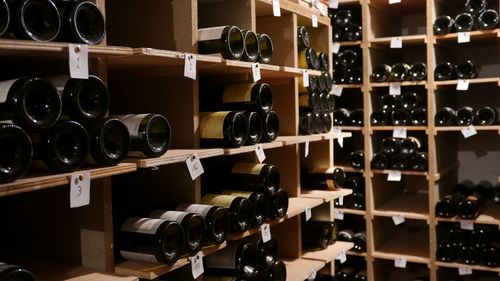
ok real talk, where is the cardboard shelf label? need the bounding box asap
[387,170,402,182]
[461,125,477,138]
[332,42,341,54]
[394,257,407,268]
[252,63,261,82]
[336,250,347,264]
[333,127,344,147]
[189,252,204,278]
[256,145,266,163]
[305,140,310,158]
[303,70,310,87]
[458,266,472,275]
[338,196,344,206]
[261,223,271,243]
[329,0,339,9]
[69,44,89,79]
[186,154,204,180]
[458,32,471,43]
[184,54,197,80]
[307,269,317,280]
[312,15,318,28]
[392,214,405,225]
[390,37,403,48]
[70,172,91,208]
[331,85,343,97]
[305,207,312,221]
[389,82,401,96]
[457,79,470,91]
[389,0,401,3]
[272,0,281,17]
[393,127,407,139]
[460,220,474,230]
[334,209,344,220]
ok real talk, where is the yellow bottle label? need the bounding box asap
[298,49,308,69]
[231,163,265,175]
[223,83,254,103]
[202,194,235,208]
[221,190,252,199]
[199,111,230,139]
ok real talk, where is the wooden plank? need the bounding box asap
[302,241,355,262]
[435,261,500,274]
[125,149,224,168]
[300,188,353,202]
[283,258,326,281]
[433,28,500,43]
[22,261,137,281]
[223,141,284,155]
[372,193,429,221]
[370,81,427,88]
[276,135,323,145]
[369,34,427,45]
[434,78,500,87]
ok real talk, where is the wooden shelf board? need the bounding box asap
[373,193,429,221]
[334,164,364,173]
[323,132,353,140]
[435,261,500,273]
[434,78,500,87]
[337,41,363,47]
[371,169,428,178]
[223,141,283,155]
[283,258,326,281]
[347,250,367,257]
[435,126,500,134]
[0,163,137,198]
[277,135,324,145]
[433,29,500,42]
[336,126,364,131]
[302,241,355,263]
[115,243,226,280]
[369,34,427,45]
[374,227,429,264]
[338,208,366,216]
[283,66,322,77]
[334,84,363,89]
[371,126,427,132]
[370,81,427,88]
[436,200,500,227]
[125,149,224,168]
[372,251,429,265]
[300,188,354,202]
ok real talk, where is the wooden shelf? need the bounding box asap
[300,188,354,202]
[302,241,355,263]
[369,34,427,46]
[373,193,429,221]
[337,41,363,47]
[370,126,428,133]
[223,141,284,155]
[435,126,500,134]
[283,258,326,281]
[435,261,500,274]
[277,135,325,145]
[339,208,366,216]
[371,169,429,179]
[334,84,363,89]
[370,81,427,88]
[347,250,367,257]
[336,126,364,132]
[323,132,353,140]
[433,29,500,43]
[434,78,500,88]
[125,149,224,169]
[115,243,226,280]
[283,66,322,77]
[373,227,430,265]
[335,164,364,173]
[0,163,137,198]
[436,200,500,227]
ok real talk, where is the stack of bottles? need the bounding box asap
[348,150,365,170]
[298,76,335,135]
[205,235,286,281]
[330,9,362,42]
[437,225,500,267]
[434,60,480,81]
[200,83,280,148]
[302,220,338,250]
[338,228,366,253]
[433,0,499,35]
[371,93,427,126]
[333,107,364,127]
[334,174,365,211]
[198,25,273,63]
[435,106,497,126]
[333,49,362,85]
[334,265,367,281]
[371,136,428,171]
[0,262,36,281]
[301,167,346,190]
[0,0,106,44]
[0,76,172,183]
[297,25,330,71]
[370,62,427,83]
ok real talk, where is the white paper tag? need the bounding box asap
[331,85,343,96]
[312,15,318,27]
[272,0,281,16]
[186,154,204,180]
[394,257,407,268]
[461,125,477,138]
[389,82,401,96]
[252,63,261,82]
[387,170,402,182]
[458,32,471,43]
[392,214,405,225]
[189,252,204,279]
[69,44,89,79]
[261,223,271,243]
[332,42,341,54]
[255,145,266,163]
[305,140,310,158]
[338,196,344,206]
[303,70,310,87]
[305,207,312,221]
[329,0,339,8]
[184,54,196,80]
[457,79,470,91]
[336,250,347,263]
[307,269,317,280]
[70,172,91,208]
[460,220,474,230]
[390,37,403,48]
[334,209,344,220]
[459,266,473,275]
[389,0,401,3]
[333,127,343,147]
[393,127,407,138]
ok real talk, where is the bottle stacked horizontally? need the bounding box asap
[335,265,367,281]
[338,227,367,253]
[198,25,273,63]
[200,82,280,147]
[0,262,37,280]
[301,167,346,190]
[371,93,427,126]
[437,224,500,267]
[330,8,362,42]
[371,136,428,171]
[434,60,480,81]
[435,106,497,126]
[333,49,362,85]
[435,180,493,219]
[370,62,427,83]
[302,220,338,249]
[1,0,106,44]
[334,175,365,211]
[333,107,364,127]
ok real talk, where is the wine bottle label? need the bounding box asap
[298,49,308,68]
[0,120,13,124]
[202,194,235,209]
[120,217,164,235]
[205,243,238,269]
[198,26,226,41]
[149,210,189,224]
[299,93,310,107]
[231,163,265,175]
[0,79,18,103]
[177,204,213,218]
[45,75,70,92]
[116,114,148,136]
[120,250,159,263]
[309,167,334,174]
[222,83,254,103]
[326,179,335,189]
[199,112,230,139]
[221,190,252,199]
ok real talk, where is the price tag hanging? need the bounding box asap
[394,257,407,268]
[184,54,197,80]
[458,266,472,276]
[307,269,317,281]
[336,250,347,263]
[333,127,344,147]
[255,145,266,163]
[332,42,341,54]
[272,0,281,17]
[252,63,261,82]
[389,82,401,96]
[390,37,403,48]
[303,70,310,87]
[261,223,272,242]
[69,44,89,79]
[334,209,344,220]
[186,154,204,180]
[331,85,343,96]
[387,170,402,182]
[460,220,474,230]
[305,140,310,158]
[305,207,312,221]
[461,125,477,138]
[312,15,318,27]
[456,79,470,91]
[458,32,471,43]
[393,127,407,138]
[329,0,339,9]
[70,172,91,208]
[389,0,401,3]
[189,252,204,279]
[392,214,405,225]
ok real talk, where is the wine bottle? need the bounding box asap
[199,111,248,148]
[410,108,427,126]
[348,109,364,126]
[229,163,280,196]
[456,189,487,219]
[176,203,229,245]
[221,190,268,226]
[410,152,428,171]
[119,217,185,263]
[475,106,498,125]
[302,167,346,190]
[448,226,467,250]
[460,244,481,265]
[333,26,343,42]
[267,260,287,281]
[338,49,358,68]
[298,74,318,93]
[381,137,401,155]
[260,111,279,142]
[0,77,62,131]
[317,72,327,93]
[333,66,347,84]
[371,152,389,170]
[148,210,205,254]
[482,242,500,267]
[391,108,410,126]
[322,92,335,113]
[250,235,279,268]
[299,91,322,114]
[470,227,491,249]
[390,154,408,170]
[0,124,32,183]
[433,15,454,35]
[436,192,466,218]
[7,0,61,41]
[370,64,392,83]
[338,229,354,242]
[333,108,350,126]
[409,62,427,81]
[455,60,478,79]
[302,221,338,249]
[320,113,332,133]
[299,48,319,70]
[381,94,398,112]
[217,83,274,114]
[198,25,244,60]
[351,193,365,210]
[336,266,355,281]
[353,231,367,252]
[465,0,486,16]
[324,72,334,92]
[391,63,411,82]
[241,29,259,62]
[116,114,171,157]
[434,62,456,81]
[318,52,329,72]
[33,120,89,172]
[435,107,456,126]
[371,110,389,126]
[333,9,352,28]
[297,25,310,49]
[205,241,259,279]
[353,269,368,281]
[47,75,109,124]
[269,187,289,219]
[349,150,364,169]
[0,262,36,281]
[456,106,476,126]
[345,175,364,192]
[202,194,254,233]
[478,9,499,30]
[346,67,362,84]
[400,92,421,110]
[343,23,362,41]
[437,240,457,262]
[300,110,316,135]
[257,33,273,64]
[400,137,423,155]
[454,13,474,32]
[86,117,130,166]
[243,111,263,145]
[56,0,105,44]
[0,0,9,37]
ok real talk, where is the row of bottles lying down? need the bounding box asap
[330,8,362,42]
[297,25,330,71]
[117,162,289,265]
[435,106,498,126]
[301,219,366,253]
[371,93,427,126]
[0,0,105,44]
[333,49,362,85]
[371,136,428,171]
[0,76,172,183]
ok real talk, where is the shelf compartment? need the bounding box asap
[369,34,427,46]
[255,0,330,26]
[374,259,430,281]
[436,200,500,227]
[125,149,224,169]
[302,241,355,263]
[367,0,426,39]
[435,261,500,274]
[300,188,354,202]
[283,258,326,281]
[0,163,137,198]
[372,192,429,221]
[433,29,500,43]
[115,243,226,280]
